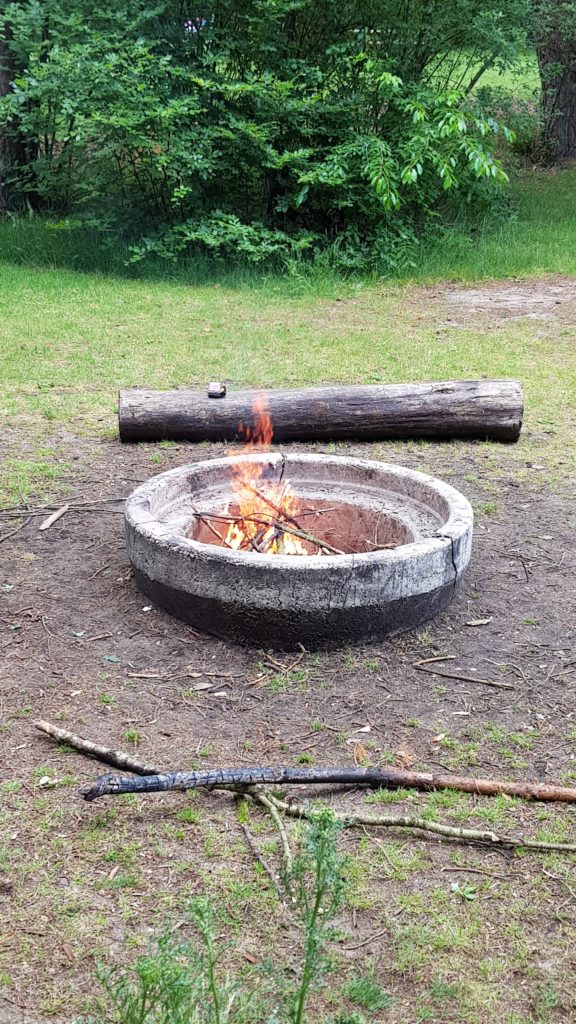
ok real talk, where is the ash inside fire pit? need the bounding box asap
[190,499,414,555]
[125,453,473,648]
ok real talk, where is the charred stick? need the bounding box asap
[80,765,576,804]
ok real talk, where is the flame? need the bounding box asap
[224,396,307,555]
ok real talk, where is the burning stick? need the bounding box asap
[199,510,344,555]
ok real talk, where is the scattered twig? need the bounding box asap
[414,664,514,690]
[86,564,111,581]
[34,720,159,775]
[38,505,70,531]
[343,928,388,951]
[413,655,456,666]
[240,821,284,900]
[0,515,33,544]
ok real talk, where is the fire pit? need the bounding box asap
[125,452,473,648]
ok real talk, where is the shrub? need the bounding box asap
[1,2,514,272]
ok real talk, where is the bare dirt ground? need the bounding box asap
[1,280,575,1024]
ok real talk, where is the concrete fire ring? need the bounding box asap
[125,453,473,648]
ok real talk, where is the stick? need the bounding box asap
[240,822,284,900]
[38,505,70,531]
[35,722,576,854]
[250,790,294,879]
[201,510,344,556]
[34,720,159,775]
[78,764,576,804]
[263,794,576,854]
[246,515,344,555]
[0,515,33,544]
[414,665,515,690]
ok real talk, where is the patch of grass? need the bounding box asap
[344,975,395,1011]
[412,168,576,282]
[122,729,142,747]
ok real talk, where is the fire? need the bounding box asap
[224,396,308,555]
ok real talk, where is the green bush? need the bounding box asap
[1,1,518,271]
[474,86,542,157]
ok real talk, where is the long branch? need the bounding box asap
[79,765,576,804]
[262,794,576,854]
[34,722,576,853]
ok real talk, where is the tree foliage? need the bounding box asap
[1,2,529,269]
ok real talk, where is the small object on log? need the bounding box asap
[207,382,226,398]
[34,720,159,775]
[79,765,576,804]
[39,504,70,531]
[118,379,524,443]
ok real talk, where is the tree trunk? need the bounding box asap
[0,19,40,214]
[0,21,15,214]
[536,7,576,160]
[118,379,524,444]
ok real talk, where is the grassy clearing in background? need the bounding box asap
[412,169,576,282]
[1,167,576,505]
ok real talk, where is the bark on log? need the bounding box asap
[80,765,576,803]
[118,379,524,444]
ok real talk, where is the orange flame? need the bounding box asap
[225,396,307,555]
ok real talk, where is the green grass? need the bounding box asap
[413,169,576,281]
[1,167,576,507]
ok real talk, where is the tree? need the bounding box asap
[0,2,528,266]
[0,19,18,214]
[533,1,576,160]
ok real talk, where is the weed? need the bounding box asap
[88,812,347,1024]
[122,729,142,747]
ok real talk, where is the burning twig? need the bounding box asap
[199,509,344,556]
[242,515,345,555]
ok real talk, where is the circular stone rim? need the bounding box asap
[125,453,473,571]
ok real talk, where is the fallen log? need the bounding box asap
[80,765,576,804]
[118,379,523,444]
